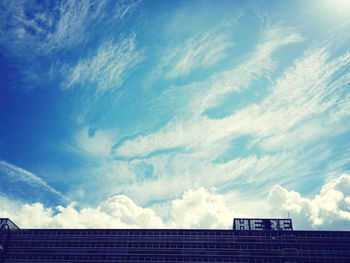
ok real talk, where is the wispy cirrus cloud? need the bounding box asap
[105,27,350,206]
[192,27,303,114]
[0,0,98,52]
[108,146,334,206]
[254,49,350,150]
[65,34,143,94]
[113,27,304,158]
[0,0,141,53]
[0,160,67,204]
[73,127,115,158]
[68,126,117,159]
[160,30,233,78]
[114,44,349,161]
[114,0,142,20]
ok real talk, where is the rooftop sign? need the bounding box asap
[233,218,293,231]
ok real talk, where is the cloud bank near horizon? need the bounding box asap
[2,173,349,230]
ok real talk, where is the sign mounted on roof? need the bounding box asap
[233,218,293,231]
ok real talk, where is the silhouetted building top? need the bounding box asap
[0,219,19,231]
[1,218,350,263]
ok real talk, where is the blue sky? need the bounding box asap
[0,0,350,229]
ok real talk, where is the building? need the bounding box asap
[1,218,350,263]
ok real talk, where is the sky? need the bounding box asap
[0,0,350,230]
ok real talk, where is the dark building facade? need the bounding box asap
[1,218,350,263]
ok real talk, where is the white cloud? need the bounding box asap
[0,0,141,53]
[114,0,142,20]
[169,187,237,229]
[114,27,304,158]
[0,187,245,229]
[190,27,303,115]
[72,127,116,159]
[1,195,164,229]
[65,34,143,93]
[0,0,94,52]
[108,35,350,208]
[98,195,164,228]
[114,46,349,160]
[268,174,350,230]
[253,49,350,150]
[111,147,332,206]
[44,0,99,51]
[161,31,233,78]
[2,174,350,230]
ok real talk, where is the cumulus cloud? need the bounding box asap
[2,174,350,230]
[0,186,244,229]
[169,187,235,229]
[268,174,350,230]
[65,34,143,93]
[1,195,164,229]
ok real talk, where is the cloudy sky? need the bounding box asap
[0,0,350,230]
